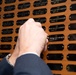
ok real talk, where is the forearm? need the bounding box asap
[14,54,53,75]
[0,57,13,75]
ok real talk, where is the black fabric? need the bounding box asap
[0,54,53,75]
[0,58,13,75]
[14,54,53,75]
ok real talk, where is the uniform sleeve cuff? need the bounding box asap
[19,52,40,57]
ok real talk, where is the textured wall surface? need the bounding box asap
[0,0,76,75]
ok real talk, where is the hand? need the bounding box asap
[8,18,48,66]
[18,18,48,57]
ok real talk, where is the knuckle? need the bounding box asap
[36,22,42,27]
[20,25,23,30]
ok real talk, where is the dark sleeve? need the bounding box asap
[0,58,13,75]
[14,54,53,75]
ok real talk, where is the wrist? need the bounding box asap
[6,54,14,66]
[8,54,18,66]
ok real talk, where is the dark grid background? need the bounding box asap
[0,0,76,75]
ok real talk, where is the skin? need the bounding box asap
[9,18,48,66]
